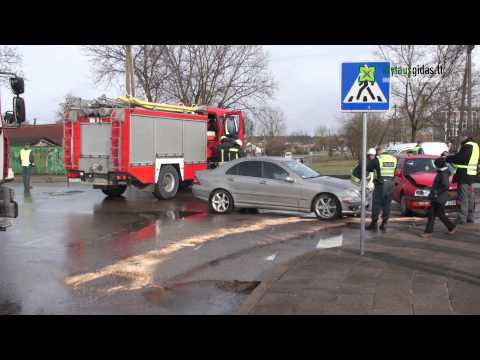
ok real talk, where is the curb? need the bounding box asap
[235,251,317,315]
[234,217,427,315]
[12,176,67,184]
[235,221,347,315]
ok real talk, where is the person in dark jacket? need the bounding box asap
[420,157,456,238]
[215,135,245,166]
[445,135,479,224]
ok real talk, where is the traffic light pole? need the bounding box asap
[360,112,367,255]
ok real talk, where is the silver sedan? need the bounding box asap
[192,157,362,220]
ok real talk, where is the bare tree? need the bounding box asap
[160,45,275,109]
[314,125,333,152]
[83,45,276,111]
[314,125,329,138]
[83,45,170,102]
[341,113,386,159]
[0,46,22,84]
[377,45,465,141]
[56,93,77,123]
[255,106,287,137]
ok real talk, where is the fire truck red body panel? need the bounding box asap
[64,105,244,192]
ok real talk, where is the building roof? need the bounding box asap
[4,124,63,146]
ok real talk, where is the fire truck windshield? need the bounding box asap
[225,116,239,137]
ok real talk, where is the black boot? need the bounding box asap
[379,222,387,232]
[366,221,378,231]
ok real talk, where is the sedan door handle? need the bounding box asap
[227,177,234,182]
[259,180,267,184]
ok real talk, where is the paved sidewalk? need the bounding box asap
[237,221,480,315]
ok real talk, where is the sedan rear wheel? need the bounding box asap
[209,189,234,214]
[313,193,341,220]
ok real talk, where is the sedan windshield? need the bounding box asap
[404,158,455,175]
[284,160,320,179]
[405,158,436,175]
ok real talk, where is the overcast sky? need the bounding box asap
[1,45,477,135]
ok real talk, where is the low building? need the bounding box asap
[4,124,65,175]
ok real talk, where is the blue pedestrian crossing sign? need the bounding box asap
[341,62,391,112]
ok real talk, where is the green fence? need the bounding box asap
[10,146,66,175]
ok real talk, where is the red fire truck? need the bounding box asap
[0,72,26,230]
[64,97,245,199]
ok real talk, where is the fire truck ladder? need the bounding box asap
[111,113,121,172]
[63,116,73,169]
[117,96,198,114]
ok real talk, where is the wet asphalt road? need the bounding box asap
[0,182,443,315]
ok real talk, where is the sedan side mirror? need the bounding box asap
[285,176,295,183]
[394,169,401,177]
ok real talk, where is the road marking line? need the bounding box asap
[64,216,319,291]
[23,236,51,246]
[194,245,203,251]
[265,253,277,261]
[316,234,343,249]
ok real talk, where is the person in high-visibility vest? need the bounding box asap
[215,136,245,167]
[365,145,398,232]
[445,135,479,224]
[413,141,424,155]
[19,143,35,192]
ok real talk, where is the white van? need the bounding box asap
[384,142,448,156]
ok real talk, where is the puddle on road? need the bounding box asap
[142,280,260,314]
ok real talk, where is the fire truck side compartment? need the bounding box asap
[129,115,206,166]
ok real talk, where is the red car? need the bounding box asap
[393,155,458,215]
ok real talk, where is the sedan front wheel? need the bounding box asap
[313,193,341,220]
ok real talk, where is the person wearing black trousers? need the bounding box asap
[420,157,456,238]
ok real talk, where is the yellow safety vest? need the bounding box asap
[454,141,479,176]
[376,154,397,178]
[20,148,32,167]
[350,173,361,184]
[219,147,239,166]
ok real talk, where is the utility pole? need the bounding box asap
[393,104,397,144]
[125,45,131,96]
[467,45,474,136]
[125,45,135,97]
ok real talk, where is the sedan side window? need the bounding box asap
[226,164,239,175]
[263,162,289,181]
[237,161,262,178]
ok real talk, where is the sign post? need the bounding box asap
[341,62,391,255]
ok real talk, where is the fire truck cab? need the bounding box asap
[64,97,244,200]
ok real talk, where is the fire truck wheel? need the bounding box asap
[102,186,127,197]
[154,165,180,200]
[209,189,234,214]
